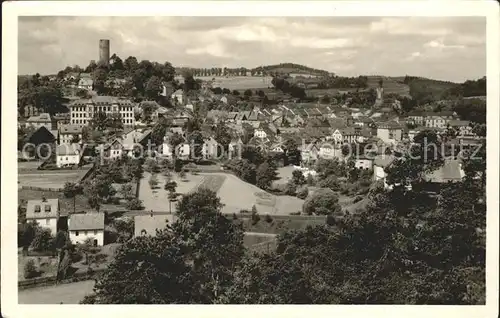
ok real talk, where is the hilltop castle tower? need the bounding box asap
[99,39,110,66]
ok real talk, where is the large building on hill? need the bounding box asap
[68,96,135,127]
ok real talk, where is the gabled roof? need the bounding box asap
[56,143,81,156]
[26,199,59,220]
[27,113,52,123]
[69,213,105,231]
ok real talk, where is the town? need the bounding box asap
[17,33,486,305]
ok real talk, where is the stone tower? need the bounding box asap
[99,39,110,66]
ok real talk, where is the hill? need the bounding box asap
[252,63,331,77]
[366,75,411,96]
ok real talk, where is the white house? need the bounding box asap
[318,144,342,160]
[355,156,374,170]
[202,137,220,159]
[69,213,105,246]
[300,143,320,163]
[162,142,190,160]
[376,121,403,144]
[425,115,447,128]
[56,144,81,168]
[373,155,396,189]
[26,113,54,130]
[105,139,124,160]
[171,89,185,105]
[77,78,93,90]
[25,198,60,235]
[58,124,82,145]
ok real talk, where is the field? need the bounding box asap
[18,166,91,190]
[367,76,411,96]
[138,171,205,212]
[198,76,274,90]
[305,88,359,97]
[139,172,304,215]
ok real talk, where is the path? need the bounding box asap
[18,280,95,304]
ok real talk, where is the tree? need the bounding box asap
[109,112,123,132]
[124,56,139,73]
[283,138,300,166]
[18,221,38,249]
[232,90,240,96]
[125,198,144,211]
[151,122,167,147]
[83,188,245,304]
[291,170,306,186]
[145,75,162,99]
[149,174,159,189]
[256,161,278,190]
[63,182,82,214]
[93,67,108,94]
[214,122,232,157]
[24,259,38,279]
[90,111,110,131]
[302,188,342,216]
[244,89,253,97]
[120,183,134,200]
[31,228,54,252]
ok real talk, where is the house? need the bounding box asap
[202,137,220,159]
[26,113,55,130]
[77,78,93,90]
[162,140,190,160]
[27,126,57,149]
[355,155,374,170]
[58,124,82,145]
[373,155,396,189]
[376,121,403,144]
[300,142,320,163]
[448,120,473,136]
[425,115,447,128]
[56,143,81,168]
[254,123,274,139]
[229,137,244,158]
[318,143,342,160]
[329,129,344,144]
[407,111,426,126]
[26,198,60,235]
[68,213,105,246]
[104,139,124,160]
[134,214,177,237]
[171,89,185,105]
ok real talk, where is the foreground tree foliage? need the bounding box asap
[82,189,245,304]
[81,175,485,304]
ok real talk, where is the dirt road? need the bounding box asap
[18,280,95,304]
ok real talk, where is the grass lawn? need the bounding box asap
[139,171,205,212]
[18,189,92,214]
[234,215,326,235]
[18,254,59,281]
[216,173,304,215]
[195,76,273,90]
[18,167,91,190]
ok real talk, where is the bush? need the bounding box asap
[290,211,301,215]
[232,213,238,220]
[30,228,54,252]
[125,198,144,210]
[326,214,336,226]
[264,214,273,223]
[24,259,38,279]
[296,187,309,199]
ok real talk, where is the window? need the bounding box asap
[45,219,50,225]
[75,231,79,236]
[34,205,41,213]
[44,205,51,212]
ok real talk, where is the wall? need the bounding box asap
[69,230,104,246]
[28,217,58,235]
[56,154,80,167]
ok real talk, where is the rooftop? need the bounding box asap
[69,213,105,231]
[26,198,59,219]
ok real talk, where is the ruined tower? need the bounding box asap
[99,39,110,66]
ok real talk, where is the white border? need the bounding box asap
[2,1,498,318]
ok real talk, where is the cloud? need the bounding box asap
[18,16,486,82]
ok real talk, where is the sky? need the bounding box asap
[18,16,486,82]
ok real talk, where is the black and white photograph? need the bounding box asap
[1,1,499,317]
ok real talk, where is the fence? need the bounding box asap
[20,186,62,192]
[18,268,106,291]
